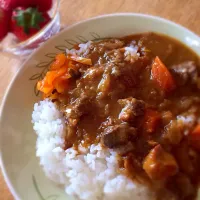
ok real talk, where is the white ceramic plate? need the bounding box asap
[0,13,200,200]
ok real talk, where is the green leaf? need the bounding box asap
[15,8,44,34]
[32,175,45,200]
[36,62,50,68]
[76,35,87,43]
[32,175,59,200]
[45,53,57,58]
[34,83,40,96]
[64,39,78,46]
[90,32,101,40]
[46,195,59,200]
[29,73,41,80]
[55,45,67,51]
[30,8,44,29]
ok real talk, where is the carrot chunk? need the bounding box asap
[37,53,92,96]
[67,55,92,65]
[50,53,66,70]
[189,124,200,151]
[144,109,161,133]
[143,145,178,180]
[151,56,176,92]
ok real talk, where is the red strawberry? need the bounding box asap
[0,0,17,11]
[35,0,53,12]
[0,0,53,12]
[0,7,10,40]
[10,7,51,41]
[15,0,53,12]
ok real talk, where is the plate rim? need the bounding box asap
[0,12,200,200]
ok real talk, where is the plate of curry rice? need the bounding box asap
[1,13,200,200]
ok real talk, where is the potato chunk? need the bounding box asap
[143,145,178,180]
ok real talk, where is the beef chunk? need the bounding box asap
[100,39,124,50]
[177,112,198,136]
[118,97,145,123]
[161,111,173,125]
[105,49,124,64]
[170,61,198,86]
[90,39,124,56]
[65,94,91,119]
[101,123,137,148]
[74,95,91,114]
[68,68,81,79]
[163,120,183,145]
[114,142,135,155]
[167,173,195,199]
[97,69,111,97]
[63,94,91,147]
[176,96,200,112]
[174,141,195,176]
[82,66,104,81]
[175,174,194,198]
[64,94,92,148]
[143,145,178,180]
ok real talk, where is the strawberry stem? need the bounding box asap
[14,8,44,34]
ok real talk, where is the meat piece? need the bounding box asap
[170,61,198,86]
[65,123,77,149]
[64,95,92,148]
[68,68,81,79]
[178,113,197,128]
[100,39,124,50]
[73,94,91,116]
[163,120,183,145]
[90,39,124,56]
[124,153,139,176]
[177,112,197,135]
[167,173,195,199]
[159,99,172,110]
[114,142,135,155]
[174,141,195,175]
[161,111,173,125]
[175,174,194,198]
[105,49,124,64]
[124,153,152,185]
[99,117,116,131]
[189,125,200,151]
[97,71,111,95]
[97,63,120,99]
[118,97,145,122]
[178,96,200,111]
[101,123,137,148]
[65,94,92,121]
[143,145,178,180]
[82,66,104,80]
[119,73,137,88]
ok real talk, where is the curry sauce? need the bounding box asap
[38,32,200,200]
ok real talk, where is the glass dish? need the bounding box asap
[0,0,60,55]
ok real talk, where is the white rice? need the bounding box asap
[124,45,140,63]
[65,40,140,64]
[66,41,93,56]
[32,99,155,200]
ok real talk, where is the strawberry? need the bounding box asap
[16,0,53,12]
[0,0,53,12]
[35,0,53,12]
[0,0,17,11]
[0,7,10,40]
[10,7,51,41]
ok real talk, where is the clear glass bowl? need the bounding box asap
[0,0,60,55]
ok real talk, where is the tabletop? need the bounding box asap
[0,0,200,199]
